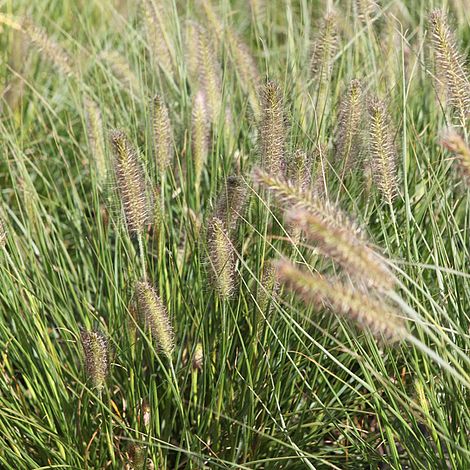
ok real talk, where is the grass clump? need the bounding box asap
[0,1,469,469]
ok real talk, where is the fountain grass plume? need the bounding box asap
[259,81,287,177]
[80,329,109,390]
[287,207,396,290]
[206,217,236,299]
[367,96,399,203]
[275,259,406,343]
[152,94,173,176]
[110,130,152,235]
[136,280,175,356]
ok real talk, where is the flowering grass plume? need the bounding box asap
[256,260,279,318]
[275,259,406,342]
[259,81,287,177]
[100,50,140,92]
[287,149,312,192]
[80,329,109,390]
[192,342,203,371]
[110,130,152,235]
[0,217,6,248]
[253,168,363,241]
[187,21,222,123]
[191,90,210,190]
[206,217,236,299]
[355,0,379,24]
[429,9,470,127]
[367,96,399,203]
[226,30,261,119]
[152,94,173,176]
[141,0,174,74]
[22,16,74,77]
[287,207,395,290]
[310,12,337,87]
[3,25,28,112]
[84,97,107,187]
[136,280,175,356]
[213,175,248,235]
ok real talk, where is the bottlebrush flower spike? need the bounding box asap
[441,127,470,185]
[367,96,399,203]
[191,90,210,190]
[136,280,175,356]
[84,97,107,187]
[429,9,470,126]
[287,207,395,290]
[259,81,287,177]
[310,12,337,86]
[152,95,173,176]
[110,130,152,235]
[206,217,236,299]
[253,168,363,241]
[275,259,406,342]
[80,329,109,390]
[213,175,248,235]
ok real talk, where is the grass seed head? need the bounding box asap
[429,9,470,126]
[275,259,406,343]
[110,130,152,235]
[152,95,173,175]
[3,25,28,112]
[287,207,395,290]
[227,30,261,119]
[80,329,109,390]
[354,0,379,24]
[189,21,222,123]
[100,50,140,92]
[287,149,312,192]
[192,90,210,189]
[310,12,337,85]
[253,167,364,240]
[0,217,7,248]
[213,175,248,234]
[84,97,107,187]
[136,280,174,356]
[367,96,399,203]
[192,342,204,371]
[259,80,287,177]
[256,260,280,318]
[141,0,174,74]
[440,127,470,185]
[22,17,74,77]
[206,217,236,299]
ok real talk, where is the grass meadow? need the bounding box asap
[1,0,470,468]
